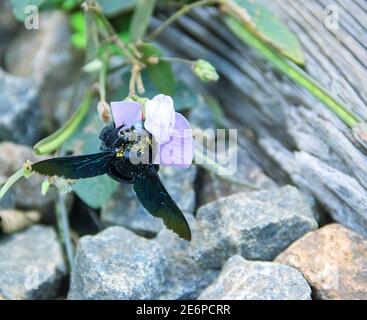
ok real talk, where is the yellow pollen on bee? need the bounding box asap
[116,149,124,158]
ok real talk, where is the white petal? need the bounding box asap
[144,94,176,143]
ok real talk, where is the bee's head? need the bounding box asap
[118,121,150,145]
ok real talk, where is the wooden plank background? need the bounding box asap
[152,0,367,236]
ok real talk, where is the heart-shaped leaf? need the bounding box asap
[139,43,176,95]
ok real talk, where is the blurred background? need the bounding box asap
[0,0,366,300]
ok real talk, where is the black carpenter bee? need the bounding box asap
[32,121,191,241]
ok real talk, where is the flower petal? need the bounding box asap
[144,94,175,144]
[111,101,142,129]
[155,112,194,168]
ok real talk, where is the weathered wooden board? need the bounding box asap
[152,0,367,236]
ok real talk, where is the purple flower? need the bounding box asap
[110,95,194,168]
[111,100,142,129]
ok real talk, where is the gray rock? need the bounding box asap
[5,11,77,86]
[0,70,41,145]
[4,11,83,132]
[198,255,312,300]
[69,215,216,300]
[0,142,57,212]
[191,186,318,269]
[68,226,166,300]
[156,215,218,300]
[101,166,197,236]
[68,186,316,300]
[0,225,66,299]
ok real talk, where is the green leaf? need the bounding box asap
[0,168,26,199]
[146,60,176,95]
[73,175,118,209]
[70,11,85,32]
[129,0,157,42]
[11,0,45,20]
[99,0,136,16]
[71,32,87,49]
[225,15,360,128]
[139,43,176,95]
[60,0,81,11]
[70,12,86,49]
[84,2,99,61]
[34,91,93,155]
[100,31,130,55]
[62,107,118,209]
[41,178,51,196]
[233,0,305,66]
[146,62,176,95]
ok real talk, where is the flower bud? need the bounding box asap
[147,56,159,65]
[192,59,219,82]
[83,58,103,73]
[41,178,51,196]
[97,101,112,124]
[23,160,33,178]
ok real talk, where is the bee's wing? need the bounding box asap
[133,166,192,241]
[32,152,115,179]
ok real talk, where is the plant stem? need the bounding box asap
[91,0,145,98]
[83,0,100,62]
[56,192,74,271]
[146,0,224,41]
[107,61,129,74]
[136,70,145,94]
[194,147,261,190]
[160,56,194,65]
[93,6,136,64]
[129,65,141,95]
[86,208,104,231]
[99,57,107,102]
[34,90,94,155]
